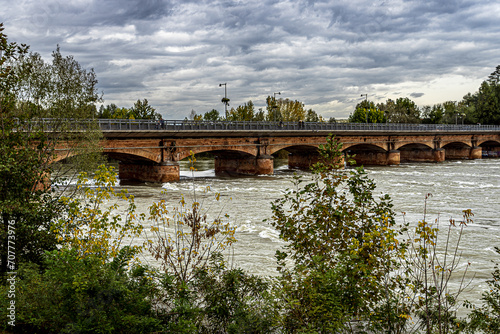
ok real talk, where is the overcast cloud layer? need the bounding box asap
[2,0,499,119]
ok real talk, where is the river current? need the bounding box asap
[115,158,500,307]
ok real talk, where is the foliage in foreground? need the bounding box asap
[0,248,162,334]
[270,134,406,333]
[1,136,498,333]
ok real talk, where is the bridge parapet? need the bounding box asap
[29,118,500,134]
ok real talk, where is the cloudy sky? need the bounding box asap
[2,0,499,119]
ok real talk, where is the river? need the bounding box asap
[115,157,500,308]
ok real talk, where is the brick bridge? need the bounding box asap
[55,120,500,182]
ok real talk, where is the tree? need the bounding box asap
[203,109,220,121]
[55,165,144,260]
[421,104,444,124]
[349,100,386,123]
[0,25,103,274]
[379,97,421,123]
[473,81,500,125]
[227,100,256,121]
[270,135,403,332]
[265,96,310,122]
[0,248,163,333]
[98,103,131,119]
[130,98,161,120]
[278,99,306,121]
[305,108,319,122]
[487,65,500,85]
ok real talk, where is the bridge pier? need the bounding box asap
[118,161,180,183]
[214,155,274,176]
[470,146,482,159]
[433,148,445,162]
[387,150,400,165]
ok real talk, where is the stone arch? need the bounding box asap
[442,142,473,160]
[394,141,433,151]
[53,150,159,164]
[398,143,440,162]
[342,141,386,151]
[104,151,158,164]
[343,144,390,166]
[277,144,321,169]
[440,139,471,148]
[103,147,161,163]
[175,147,257,162]
[480,140,500,158]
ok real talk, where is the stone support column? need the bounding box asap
[256,155,274,174]
[469,146,482,160]
[119,161,180,183]
[214,155,274,176]
[387,150,400,165]
[433,148,445,162]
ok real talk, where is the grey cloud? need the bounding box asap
[2,0,500,118]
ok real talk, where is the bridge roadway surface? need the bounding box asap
[56,119,500,182]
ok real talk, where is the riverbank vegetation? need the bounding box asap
[2,133,496,333]
[4,24,500,333]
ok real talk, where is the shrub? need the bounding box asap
[0,248,163,333]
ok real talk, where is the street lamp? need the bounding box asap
[360,94,368,123]
[219,83,229,119]
[273,92,281,123]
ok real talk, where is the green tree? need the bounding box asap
[227,100,256,121]
[194,261,278,333]
[98,103,116,118]
[474,81,500,124]
[421,104,444,124]
[349,100,386,123]
[270,135,403,332]
[265,96,311,122]
[278,99,306,121]
[305,108,319,122]
[203,108,220,121]
[0,248,163,333]
[457,66,500,125]
[0,25,102,274]
[379,97,421,123]
[130,98,160,119]
[442,101,458,124]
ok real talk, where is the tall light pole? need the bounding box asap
[219,83,229,119]
[273,92,281,123]
[360,94,368,123]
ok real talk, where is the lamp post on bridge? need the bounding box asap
[219,83,229,119]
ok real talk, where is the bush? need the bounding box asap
[466,247,500,333]
[270,134,404,332]
[0,248,163,333]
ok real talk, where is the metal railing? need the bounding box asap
[14,118,500,132]
[96,119,500,132]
